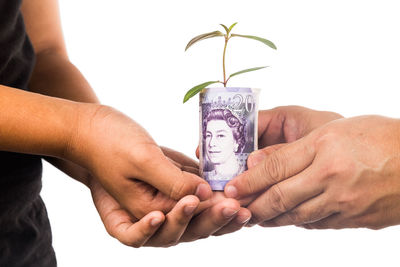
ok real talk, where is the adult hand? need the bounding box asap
[197,105,342,164]
[225,115,400,229]
[253,105,342,146]
[63,105,212,219]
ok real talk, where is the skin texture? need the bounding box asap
[0,0,252,248]
[225,106,400,230]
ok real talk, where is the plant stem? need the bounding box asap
[222,36,229,87]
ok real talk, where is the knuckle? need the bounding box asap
[307,206,325,223]
[337,193,359,214]
[319,158,356,187]
[285,209,301,224]
[243,176,259,196]
[314,128,339,148]
[328,158,352,177]
[263,152,286,184]
[169,179,189,200]
[267,184,289,215]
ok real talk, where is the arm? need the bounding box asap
[0,84,81,158]
[22,0,99,104]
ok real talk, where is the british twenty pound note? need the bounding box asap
[199,87,259,191]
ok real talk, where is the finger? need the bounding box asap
[108,210,165,248]
[196,146,199,159]
[161,146,199,168]
[247,143,287,168]
[180,199,241,243]
[258,109,287,146]
[258,193,335,227]
[134,144,212,201]
[212,208,252,236]
[225,136,316,199]
[246,163,324,224]
[145,195,200,247]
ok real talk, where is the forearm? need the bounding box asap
[0,85,83,158]
[29,51,99,104]
[28,51,100,185]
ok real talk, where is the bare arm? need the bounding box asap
[21,0,99,103]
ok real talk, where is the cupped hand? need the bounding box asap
[90,177,252,247]
[64,105,212,219]
[91,147,251,247]
[226,115,400,230]
[50,146,251,247]
[160,148,253,244]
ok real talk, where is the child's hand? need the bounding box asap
[64,104,212,219]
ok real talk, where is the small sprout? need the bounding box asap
[183,22,276,103]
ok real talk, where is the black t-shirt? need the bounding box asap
[0,1,56,266]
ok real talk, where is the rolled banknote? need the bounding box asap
[199,87,259,190]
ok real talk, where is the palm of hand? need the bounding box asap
[90,146,251,247]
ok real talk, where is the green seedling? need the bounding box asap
[183,22,277,103]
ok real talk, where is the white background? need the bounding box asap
[41,0,400,266]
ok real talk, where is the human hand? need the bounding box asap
[49,148,251,247]
[194,105,341,216]
[225,115,400,229]
[197,105,342,164]
[254,105,342,146]
[90,179,252,247]
[92,147,251,247]
[159,147,253,244]
[63,105,212,219]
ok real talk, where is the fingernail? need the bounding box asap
[225,185,238,198]
[247,150,266,168]
[150,218,162,227]
[236,214,251,225]
[195,183,211,201]
[184,205,197,216]
[222,208,238,218]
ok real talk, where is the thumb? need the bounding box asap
[225,136,315,199]
[136,146,212,201]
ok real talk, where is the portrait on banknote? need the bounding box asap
[199,88,259,190]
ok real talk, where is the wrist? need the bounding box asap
[61,103,110,168]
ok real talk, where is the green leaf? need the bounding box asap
[183,81,220,103]
[185,31,224,51]
[231,34,277,50]
[220,24,229,34]
[228,66,268,79]
[228,22,238,32]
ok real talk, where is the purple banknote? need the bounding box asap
[199,87,259,191]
